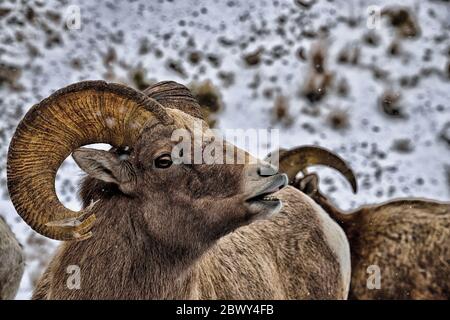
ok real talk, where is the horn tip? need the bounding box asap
[351,181,358,194]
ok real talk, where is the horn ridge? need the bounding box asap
[278,145,358,193]
[7,80,169,241]
[143,81,204,120]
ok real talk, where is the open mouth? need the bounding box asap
[245,174,288,204]
[246,191,281,203]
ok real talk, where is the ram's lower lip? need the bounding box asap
[244,195,283,222]
[243,174,287,221]
[245,193,280,203]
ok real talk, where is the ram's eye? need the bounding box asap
[154,154,173,169]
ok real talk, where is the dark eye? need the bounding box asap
[154,154,173,169]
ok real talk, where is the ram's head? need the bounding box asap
[7,81,287,244]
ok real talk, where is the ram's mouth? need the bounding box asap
[246,191,281,203]
[245,174,288,204]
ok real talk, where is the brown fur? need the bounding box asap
[296,174,450,300]
[198,189,346,299]
[0,216,25,300]
[33,187,348,300]
[32,111,350,300]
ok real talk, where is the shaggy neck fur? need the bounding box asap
[51,185,204,299]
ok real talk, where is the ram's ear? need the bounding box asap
[73,148,135,191]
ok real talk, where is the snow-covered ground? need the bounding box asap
[0,0,449,299]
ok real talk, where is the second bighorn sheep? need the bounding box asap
[0,216,24,300]
[8,81,353,299]
[278,146,450,300]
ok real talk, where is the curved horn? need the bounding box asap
[143,81,205,120]
[278,146,358,193]
[7,80,171,241]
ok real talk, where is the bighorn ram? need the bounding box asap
[0,216,24,300]
[7,81,353,299]
[277,146,450,299]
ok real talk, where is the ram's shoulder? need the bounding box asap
[276,185,323,214]
[276,185,351,292]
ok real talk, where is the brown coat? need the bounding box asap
[345,199,450,299]
[33,186,350,299]
[295,174,450,299]
[0,216,24,300]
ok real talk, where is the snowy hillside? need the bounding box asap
[0,0,449,299]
